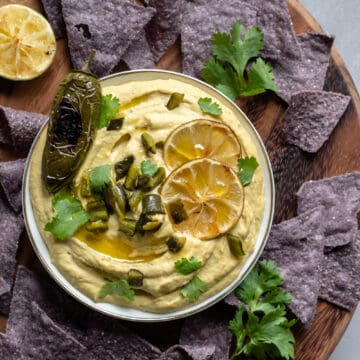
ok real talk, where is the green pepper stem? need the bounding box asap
[82,49,96,73]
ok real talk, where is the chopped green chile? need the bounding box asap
[106,118,124,131]
[119,218,137,236]
[134,174,150,189]
[124,164,139,190]
[114,155,135,180]
[166,92,184,110]
[227,233,245,258]
[141,132,156,154]
[80,172,92,197]
[128,190,143,212]
[156,140,165,149]
[168,199,188,224]
[142,220,162,231]
[89,208,109,222]
[145,167,166,191]
[104,183,129,216]
[87,199,107,211]
[142,194,164,215]
[167,236,186,253]
[128,269,144,287]
[135,213,151,235]
[86,220,108,233]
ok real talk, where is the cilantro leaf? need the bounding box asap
[45,193,89,240]
[175,256,203,275]
[90,164,112,193]
[99,279,134,302]
[229,260,296,360]
[141,160,158,176]
[98,94,120,129]
[201,20,277,100]
[237,156,259,187]
[198,97,223,116]
[180,276,208,301]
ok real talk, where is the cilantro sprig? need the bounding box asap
[99,279,135,302]
[229,260,296,360]
[175,256,203,275]
[198,97,223,116]
[201,20,277,101]
[90,164,112,193]
[44,193,89,240]
[180,276,208,301]
[141,160,158,176]
[237,156,259,186]
[98,94,120,128]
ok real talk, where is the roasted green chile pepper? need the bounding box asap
[42,50,101,193]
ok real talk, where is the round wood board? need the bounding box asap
[0,0,359,358]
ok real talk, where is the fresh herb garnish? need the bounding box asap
[229,260,295,360]
[99,279,135,302]
[90,164,112,193]
[44,193,89,240]
[198,97,223,116]
[175,256,203,275]
[98,94,120,128]
[237,156,259,186]
[180,276,208,301]
[141,160,158,176]
[201,20,277,101]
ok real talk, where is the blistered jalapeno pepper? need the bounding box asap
[42,50,101,193]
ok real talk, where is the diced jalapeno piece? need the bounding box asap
[142,220,162,231]
[142,194,164,215]
[168,199,188,224]
[119,218,137,236]
[124,164,139,190]
[114,155,135,180]
[135,213,151,235]
[86,220,108,233]
[166,92,184,110]
[87,199,107,211]
[107,118,124,131]
[156,140,164,149]
[145,167,166,191]
[128,269,143,287]
[227,234,245,258]
[89,208,109,222]
[134,174,150,189]
[166,236,186,253]
[80,171,92,197]
[141,132,156,154]
[104,184,129,216]
[128,190,143,213]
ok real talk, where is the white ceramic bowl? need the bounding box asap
[23,70,275,322]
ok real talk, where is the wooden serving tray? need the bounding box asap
[0,0,359,358]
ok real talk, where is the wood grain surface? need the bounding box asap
[0,0,359,359]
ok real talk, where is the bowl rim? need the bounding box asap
[22,69,275,322]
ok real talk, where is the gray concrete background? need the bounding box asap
[299,1,360,359]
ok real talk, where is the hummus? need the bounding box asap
[29,78,264,313]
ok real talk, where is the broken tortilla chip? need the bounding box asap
[40,0,65,39]
[262,208,325,328]
[0,333,22,360]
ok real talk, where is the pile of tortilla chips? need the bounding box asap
[0,0,359,358]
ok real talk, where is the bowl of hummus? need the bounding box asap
[23,70,275,321]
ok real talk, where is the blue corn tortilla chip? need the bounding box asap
[0,159,26,214]
[273,33,334,103]
[223,291,244,308]
[297,172,360,247]
[81,312,161,360]
[0,333,22,360]
[62,0,156,76]
[0,199,24,315]
[262,208,325,328]
[252,0,302,60]
[122,30,155,69]
[181,0,258,78]
[179,306,232,360]
[145,0,185,61]
[284,91,351,153]
[319,232,360,310]
[164,344,215,360]
[0,106,47,157]
[40,0,65,39]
